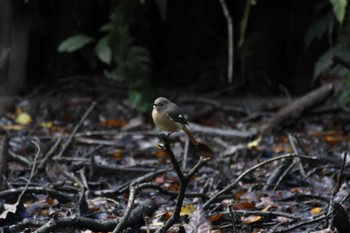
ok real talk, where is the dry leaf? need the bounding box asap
[113,149,123,159]
[210,213,223,222]
[15,112,32,125]
[232,202,256,210]
[241,215,262,224]
[180,204,196,216]
[310,207,322,215]
[247,135,262,149]
[100,119,127,127]
[0,202,19,219]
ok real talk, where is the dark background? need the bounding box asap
[0,0,338,97]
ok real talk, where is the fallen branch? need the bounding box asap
[190,122,255,138]
[259,84,334,135]
[229,209,302,220]
[0,187,74,203]
[32,199,156,233]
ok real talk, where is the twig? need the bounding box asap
[19,140,40,200]
[112,183,138,233]
[288,133,306,177]
[0,140,40,219]
[158,134,185,182]
[0,135,9,189]
[9,150,31,166]
[218,0,233,83]
[19,216,115,233]
[155,135,210,233]
[182,136,190,170]
[37,137,62,170]
[54,101,97,158]
[32,199,156,233]
[79,168,88,189]
[270,211,332,233]
[56,163,84,188]
[113,168,169,194]
[0,186,74,203]
[190,123,255,138]
[203,153,319,209]
[230,209,302,220]
[228,203,238,233]
[125,182,206,198]
[272,160,295,191]
[332,152,347,197]
[113,181,207,233]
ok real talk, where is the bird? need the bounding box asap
[152,97,198,146]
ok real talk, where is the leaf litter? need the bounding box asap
[0,89,349,232]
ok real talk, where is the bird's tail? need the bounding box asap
[183,126,198,146]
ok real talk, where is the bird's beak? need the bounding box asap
[153,103,157,107]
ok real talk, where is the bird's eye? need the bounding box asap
[160,103,164,107]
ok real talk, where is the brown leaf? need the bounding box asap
[100,118,127,127]
[232,202,256,210]
[210,213,223,222]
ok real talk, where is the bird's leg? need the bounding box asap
[166,131,174,138]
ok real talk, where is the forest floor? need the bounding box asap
[0,78,349,233]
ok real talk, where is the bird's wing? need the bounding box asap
[167,110,189,125]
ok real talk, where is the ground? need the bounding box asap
[0,79,349,232]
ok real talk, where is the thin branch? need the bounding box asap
[288,133,306,177]
[272,160,295,191]
[0,187,74,203]
[230,209,302,220]
[32,199,156,233]
[54,101,97,158]
[112,180,206,233]
[158,134,185,181]
[270,211,332,233]
[154,134,210,233]
[112,183,138,233]
[203,153,319,209]
[0,140,40,219]
[333,152,347,197]
[37,137,62,170]
[18,140,40,201]
[218,0,233,83]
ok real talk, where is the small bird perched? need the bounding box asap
[152,97,198,145]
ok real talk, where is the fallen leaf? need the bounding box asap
[1,124,24,131]
[232,202,256,210]
[154,149,168,161]
[15,112,32,125]
[100,119,127,127]
[210,212,223,222]
[310,207,322,215]
[180,204,196,216]
[0,202,18,219]
[113,150,123,159]
[276,216,293,223]
[247,135,262,149]
[241,215,262,224]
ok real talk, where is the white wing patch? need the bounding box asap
[170,114,184,122]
